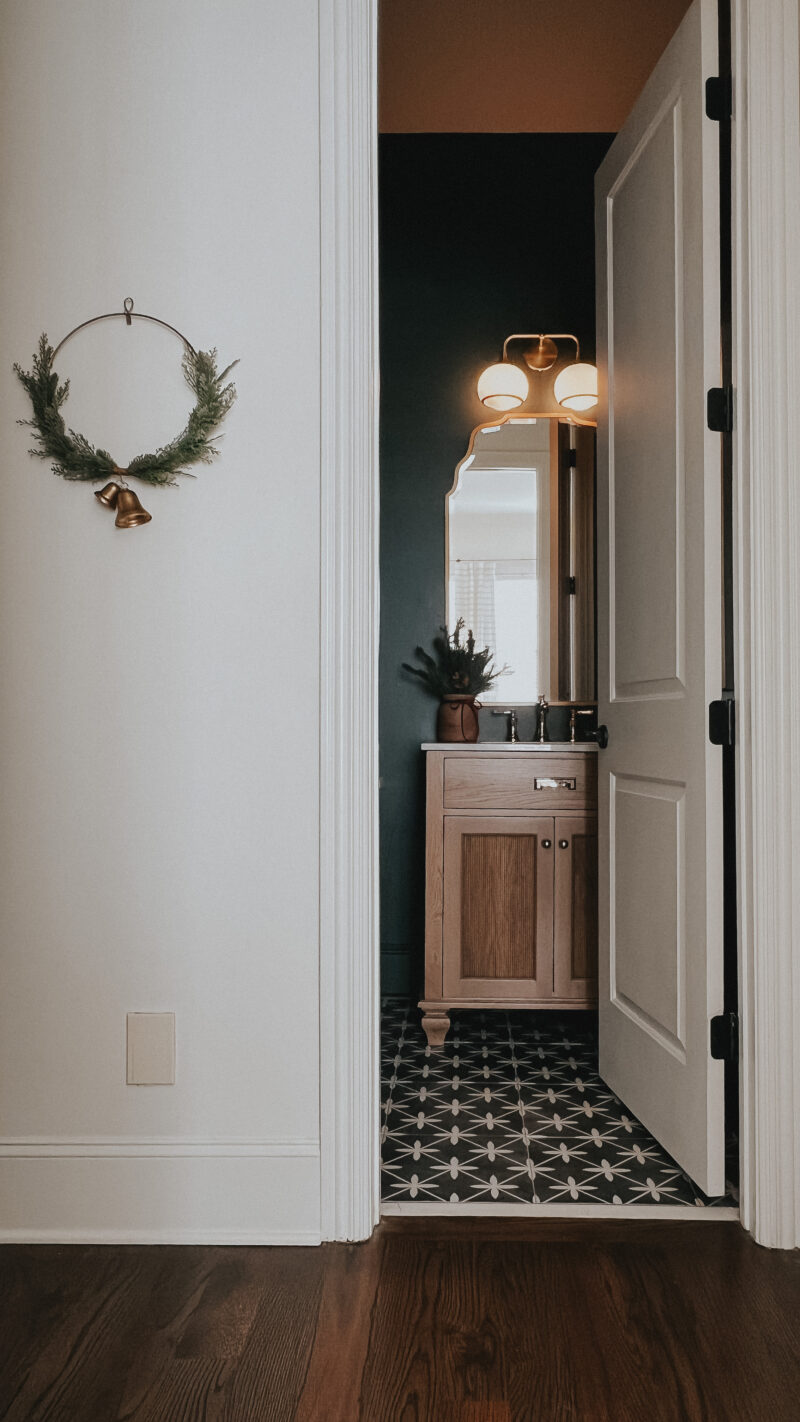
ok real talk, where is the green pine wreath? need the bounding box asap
[14,333,238,488]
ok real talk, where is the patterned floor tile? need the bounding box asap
[381,1000,734,1208]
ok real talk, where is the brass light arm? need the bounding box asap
[501,332,581,362]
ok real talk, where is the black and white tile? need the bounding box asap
[381,1000,735,1207]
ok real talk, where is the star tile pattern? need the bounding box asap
[381,1001,734,1207]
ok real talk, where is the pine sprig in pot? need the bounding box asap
[403,618,509,698]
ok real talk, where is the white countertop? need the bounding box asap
[421,742,598,753]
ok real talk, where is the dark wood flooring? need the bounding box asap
[1,1219,799,1421]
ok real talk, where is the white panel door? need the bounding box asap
[595,0,725,1196]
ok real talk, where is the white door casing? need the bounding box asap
[318,0,381,1242]
[595,0,726,1197]
[318,0,800,1246]
[730,0,800,1248]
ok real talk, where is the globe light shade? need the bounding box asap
[553,361,599,412]
[477,361,529,411]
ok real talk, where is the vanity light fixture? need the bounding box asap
[476,361,529,411]
[553,360,599,412]
[477,333,598,413]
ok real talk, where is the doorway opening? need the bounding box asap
[377,0,740,1217]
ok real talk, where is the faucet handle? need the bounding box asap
[569,704,594,743]
[536,694,549,742]
[492,708,518,743]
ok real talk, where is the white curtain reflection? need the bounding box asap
[450,558,543,701]
[451,559,498,654]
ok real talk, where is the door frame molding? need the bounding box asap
[318,0,800,1248]
[318,0,380,1241]
[731,0,800,1249]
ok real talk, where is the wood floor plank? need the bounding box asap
[379,1215,739,1243]
[0,1247,177,1422]
[220,1247,324,1422]
[455,1408,512,1421]
[174,1253,264,1360]
[115,1249,244,1419]
[133,1359,233,1422]
[0,1246,104,1409]
[0,1223,798,1422]
[435,1408,512,1422]
[359,1235,508,1420]
[294,1239,382,1422]
[485,1237,586,1422]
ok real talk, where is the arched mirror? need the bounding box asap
[446,413,596,705]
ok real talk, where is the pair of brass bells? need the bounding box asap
[95,481,152,528]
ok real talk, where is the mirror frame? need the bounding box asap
[445,410,597,707]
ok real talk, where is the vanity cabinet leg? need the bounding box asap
[420,1005,451,1049]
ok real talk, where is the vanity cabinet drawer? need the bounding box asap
[443,755,596,811]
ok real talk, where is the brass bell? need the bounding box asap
[95,481,122,508]
[114,487,152,528]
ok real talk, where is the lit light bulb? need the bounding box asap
[553,361,598,412]
[476,362,529,411]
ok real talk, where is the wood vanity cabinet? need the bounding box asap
[420,746,598,1047]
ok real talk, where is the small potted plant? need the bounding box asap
[403,619,509,742]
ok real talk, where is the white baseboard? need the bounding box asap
[0,1227,322,1245]
[382,1201,740,1222]
[0,1137,319,1159]
[0,1150,321,1245]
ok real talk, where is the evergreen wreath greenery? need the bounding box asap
[14,333,238,488]
[403,618,510,698]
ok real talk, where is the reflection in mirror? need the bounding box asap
[446,415,596,706]
[447,419,549,703]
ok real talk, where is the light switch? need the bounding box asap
[126,1012,176,1085]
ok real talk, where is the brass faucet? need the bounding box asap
[492,708,519,742]
[536,694,549,743]
[569,706,595,743]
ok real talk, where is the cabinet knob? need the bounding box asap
[559,839,569,849]
[542,838,552,849]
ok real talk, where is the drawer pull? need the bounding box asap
[541,839,552,849]
[534,776,577,791]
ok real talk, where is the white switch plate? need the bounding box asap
[126,1012,176,1085]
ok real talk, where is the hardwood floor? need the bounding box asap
[1,1219,798,1421]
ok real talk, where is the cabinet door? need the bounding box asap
[553,815,598,1001]
[442,816,554,1001]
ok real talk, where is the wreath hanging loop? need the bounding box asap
[14,297,238,492]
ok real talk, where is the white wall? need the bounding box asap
[0,0,322,1241]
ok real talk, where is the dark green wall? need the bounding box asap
[379,134,613,996]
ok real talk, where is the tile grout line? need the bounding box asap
[506,1010,537,1207]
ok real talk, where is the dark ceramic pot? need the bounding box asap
[437,694,481,743]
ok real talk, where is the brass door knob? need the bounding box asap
[559,839,569,849]
[542,839,552,849]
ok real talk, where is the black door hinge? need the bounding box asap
[710,1011,739,1062]
[705,75,732,122]
[709,698,735,747]
[565,448,578,468]
[707,385,734,433]
[566,575,577,595]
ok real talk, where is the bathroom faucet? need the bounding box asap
[536,694,549,743]
[492,708,519,743]
[569,706,595,743]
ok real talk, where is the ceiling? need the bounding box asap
[379,0,693,133]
